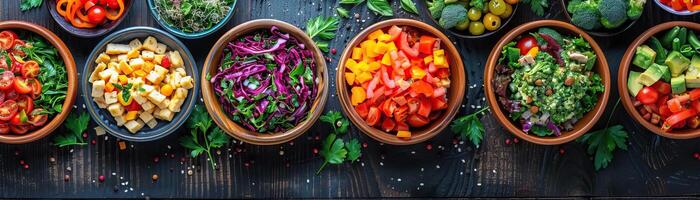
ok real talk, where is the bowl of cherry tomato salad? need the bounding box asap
[48,0,132,38]
[485,20,611,145]
[619,21,700,139]
[337,19,466,145]
[0,21,78,144]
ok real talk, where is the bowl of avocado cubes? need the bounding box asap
[561,0,646,37]
[619,21,700,139]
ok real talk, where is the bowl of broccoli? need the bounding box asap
[420,0,519,39]
[562,0,646,37]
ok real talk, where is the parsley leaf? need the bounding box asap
[53,111,90,147]
[367,0,393,16]
[305,16,339,53]
[336,7,351,18]
[522,0,548,16]
[345,139,361,162]
[400,0,418,14]
[451,106,489,147]
[316,111,360,174]
[577,98,628,171]
[20,0,43,11]
[180,104,231,170]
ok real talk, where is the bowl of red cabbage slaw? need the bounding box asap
[201,19,328,145]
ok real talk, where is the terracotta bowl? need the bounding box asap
[47,0,133,38]
[560,0,638,37]
[484,20,611,145]
[618,21,700,139]
[336,19,466,145]
[201,19,329,145]
[0,21,78,144]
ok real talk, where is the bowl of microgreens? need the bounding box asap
[147,0,237,39]
[0,21,78,144]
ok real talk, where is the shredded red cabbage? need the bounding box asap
[211,26,317,133]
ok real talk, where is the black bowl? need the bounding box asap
[416,0,519,39]
[47,0,133,38]
[560,0,639,37]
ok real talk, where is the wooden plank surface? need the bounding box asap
[1,0,700,198]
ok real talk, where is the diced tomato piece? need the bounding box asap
[651,81,671,95]
[407,114,430,127]
[355,102,370,119]
[417,98,432,118]
[643,104,659,115]
[395,120,409,131]
[436,68,450,79]
[667,98,684,113]
[366,107,381,126]
[394,105,409,123]
[387,25,402,41]
[688,117,700,129]
[418,36,437,55]
[380,99,397,117]
[410,80,434,97]
[431,97,448,110]
[689,88,700,100]
[381,118,395,132]
[659,105,672,120]
[398,33,419,57]
[692,100,700,113]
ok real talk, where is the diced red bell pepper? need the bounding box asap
[381,118,395,132]
[667,98,684,113]
[662,109,697,131]
[399,33,419,58]
[431,97,448,110]
[418,36,437,55]
[410,80,434,97]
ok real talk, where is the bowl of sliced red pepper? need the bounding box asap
[619,21,700,139]
[654,0,700,16]
[336,19,466,145]
[48,0,132,38]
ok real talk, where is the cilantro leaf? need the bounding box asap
[53,112,90,147]
[522,0,548,16]
[367,0,393,16]
[578,125,628,170]
[180,104,230,170]
[400,0,418,14]
[345,139,361,162]
[451,106,489,147]
[20,0,43,11]
[336,7,351,18]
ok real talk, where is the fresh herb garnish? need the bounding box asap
[180,104,230,170]
[340,0,365,4]
[316,111,360,174]
[451,106,490,147]
[522,0,548,16]
[336,7,351,18]
[400,0,418,14]
[111,83,133,102]
[305,16,339,53]
[20,0,43,11]
[577,98,629,171]
[53,111,90,147]
[367,0,393,16]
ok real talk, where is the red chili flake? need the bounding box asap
[19,160,25,165]
[82,132,88,138]
[312,148,319,154]
[98,175,105,182]
[425,144,433,150]
[559,148,565,155]
[314,136,320,141]
[23,164,29,169]
[513,138,519,144]
[362,143,368,148]
[331,48,337,54]
[505,139,511,145]
[693,152,700,159]
[91,139,96,145]
[180,157,186,162]
[244,162,250,167]
[153,156,160,163]
[235,147,242,153]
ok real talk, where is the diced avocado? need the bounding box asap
[637,63,668,86]
[628,71,643,96]
[686,55,700,88]
[692,54,700,68]
[672,74,687,94]
[665,51,691,77]
[632,45,656,69]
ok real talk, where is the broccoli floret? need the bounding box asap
[598,0,628,29]
[627,0,646,20]
[427,0,446,19]
[439,4,467,29]
[568,0,602,30]
[470,0,486,11]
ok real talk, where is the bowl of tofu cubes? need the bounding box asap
[82,26,198,142]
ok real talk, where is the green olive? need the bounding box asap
[488,0,507,16]
[483,13,501,31]
[467,8,482,21]
[499,4,513,18]
[455,19,470,31]
[469,21,485,35]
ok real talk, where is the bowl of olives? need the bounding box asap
[419,0,519,38]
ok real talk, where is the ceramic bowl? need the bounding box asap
[47,0,133,38]
[560,0,640,37]
[336,19,466,145]
[81,27,198,142]
[416,0,518,39]
[201,19,329,145]
[0,21,78,144]
[654,0,700,15]
[147,0,237,39]
[619,21,700,139]
[484,20,611,145]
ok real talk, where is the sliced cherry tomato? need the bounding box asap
[13,77,32,94]
[387,25,402,41]
[0,100,18,121]
[381,118,395,132]
[381,99,397,117]
[517,36,538,55]
[418,36,437,55]
[651,81,672,95]
[124,101,141,111]
[106,0,120,9]
[0,31,15,50]
[10,110,27,126]
[161,55,171,68]
[0,71,15,90]
[417,98,432,118]
[9,53,23,73]
[636,86,659,105]
[662,109,697,131]
[0,123,9,135]
[26,78,41,99]
[16,95,33,113]
[355,102,369,119]
[407,114,430,127]
[27,108,47,127]
[1,31,18,41]
[366,107,381,126]
[10,125,30,135]
[5,90,18,101]
[87,5,107,24]
[21,61,40,78]
[394,105,409,123]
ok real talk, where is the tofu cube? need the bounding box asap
[146,71,164,84]
[114,115,126,126]
[98,68,116,81]
[90,63,107,82]
[154,65,168,76]
[154,109,175,121]
[94,126,106,136]
[168,98,184,112]
[146,119,157,128]
[173,88,188,99]
[91,80,105,97]
[140,84,155,94]
[157,99,170,109]
[155,43,167,54]
[107,103,124,117]
[141,101,155,112]
[142,36,158,51]
[141,50,155,61]
[95,53,111,64]
[133,92,148,105]
[129,58,145,70]
[168,51,184,68]
[104,91,118,104]
[179,76,194,89]
[117,54,128,62]
[129,39,142,50]
[106,43,131,54]
[175,67,186,76]
[168,72,182,88]
[94,96,108,108]
[147,91,166,105]
[108,73,119,84]
[124,119,145,133]
[139,111,154,122]
[154,54,165,64]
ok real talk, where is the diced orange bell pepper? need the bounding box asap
[374,42,389,55]
[361,40,377,59]
[423,55,433,65]
[124,111,138,121]
[161,84,174,97]
[346,59,359,73]
[378,34,392,42]
[527,47,539,58]
[104,82,115,92]
[345,72,356,85]
[118,75,128,85]
[352,47,363,60]
[690,5,700,11]
[356,72,373,83]
[396,130,411,138]
[368,62,381,72]
[381,53,392,66]
[351,86,367,106]
[368,29,385,40]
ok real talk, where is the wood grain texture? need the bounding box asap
[0,0,700,198]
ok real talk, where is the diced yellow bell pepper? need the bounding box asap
[345,59,359,73]
[117,91,133,106]
[396,131,411,138]
[361,40,377,59]
[373,42,388,55]
[118,60,133,75]
[143,62,155,72]
[368,62,381,72]
[433,49,445,57]
[357,61,370,72]
[387,42,397,52]
[124,111,139,121]
[351,47,363,61]
[381,53,392,66]
[378,34,392,42]
[411,66,426,80]
[527,47,539,58]
[118,75,129,85]
[127,49,140,59]
[355,72,372,83]
[433,50,448,68]
[133,70,147,78]
[368,29,384,40]
[345,72,356,85]
[351,86,366,106]
[424,55,433,65]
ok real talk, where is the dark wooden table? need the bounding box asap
[2,0,700,198]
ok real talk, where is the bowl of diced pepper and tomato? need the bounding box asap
[0,21,78,144]
[620,22,700,139]
[654,0,700,15]
[485,20,610,145]
[337,19,466,145]
[48,0,132,38]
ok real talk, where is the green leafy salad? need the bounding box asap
[152,0,235,33]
